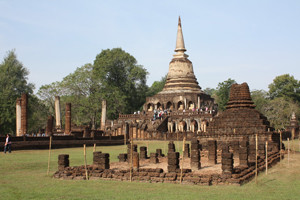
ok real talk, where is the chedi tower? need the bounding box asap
[143,17,214,112]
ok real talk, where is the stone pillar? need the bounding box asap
[175,121,178,132]
[21,93,28,135]
[132,152,139,170]
[167,152,179,172]
[46,115,54,136]
[93,152,110,169]
[140,146,147,159]
[101,100,106,130]
[197,96,200,109]
[83,127,90,138]
[190,138,201,170]
[168,141,176,152]
[186,119,190,131]
[65,103,71,134]
[221,144,233,178]
[197,119,201,132]
[118,153,127,162]
[127,144,137,163]
[208,140,217,165]
[58,154,69,171]
[16,98,22,136]
[54,96,62,129]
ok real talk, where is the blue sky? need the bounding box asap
[0,0,299,93]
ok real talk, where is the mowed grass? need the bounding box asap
[0,140,300,200]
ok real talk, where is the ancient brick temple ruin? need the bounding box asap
[54,81,281,185]
[53,18,283,185]
[106,17,216,139]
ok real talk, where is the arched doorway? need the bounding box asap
[147,103,153,111]
[177,101,184,110]
[166,101,173,110]
[157,102,162,110]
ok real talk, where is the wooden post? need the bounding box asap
[84,144,89,180]
[292,128,295,155]
[265,141,268,175]
[280,130,282,163]
[47,136,52,175]
[93,143,96,152]
[255,134,258,184]
[180,137,186,184]
[288,138,290,166]
[130,139,133,182]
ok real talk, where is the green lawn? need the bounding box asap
[0,140,300,200]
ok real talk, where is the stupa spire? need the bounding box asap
[174,16,188,58]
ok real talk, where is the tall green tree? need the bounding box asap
[251,90,269,113]
[262,97,300,130]
[93,48,148,118]
[268,74,300,102]
[146,75,166,97]
[215,78,236,111]
[0,50,34,135]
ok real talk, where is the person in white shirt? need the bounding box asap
[4,134,11,153]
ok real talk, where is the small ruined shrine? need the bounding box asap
[207,82,272,136]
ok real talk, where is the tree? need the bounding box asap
[146,75,166,97]
[268,74,300,102]
[251,90,270,113]
[93,48,148,118]
[0,50,34,135]
[215,78,236,111]
[262,97,300,130]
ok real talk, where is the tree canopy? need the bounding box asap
[93,48,148,118]
[214,78,236,111]
[0,50,37,135]
[146,75,166,97]
[38,48,149,128]
[268,74,300,102]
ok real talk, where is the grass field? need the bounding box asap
[1,140,300,200]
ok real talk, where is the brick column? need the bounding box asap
[208,140,217,165]
[168,152,179,172]
[190,138,201,170]
[140,146,147,159]
[46,115,54,136]
[16,98,22,136]
[168,141,176,152]
[54,96,62,129]
[221,143,233,178]
[93,152,110,169]
[65,103,71,134]
[21,93,28,135]
[58,154,69,171]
